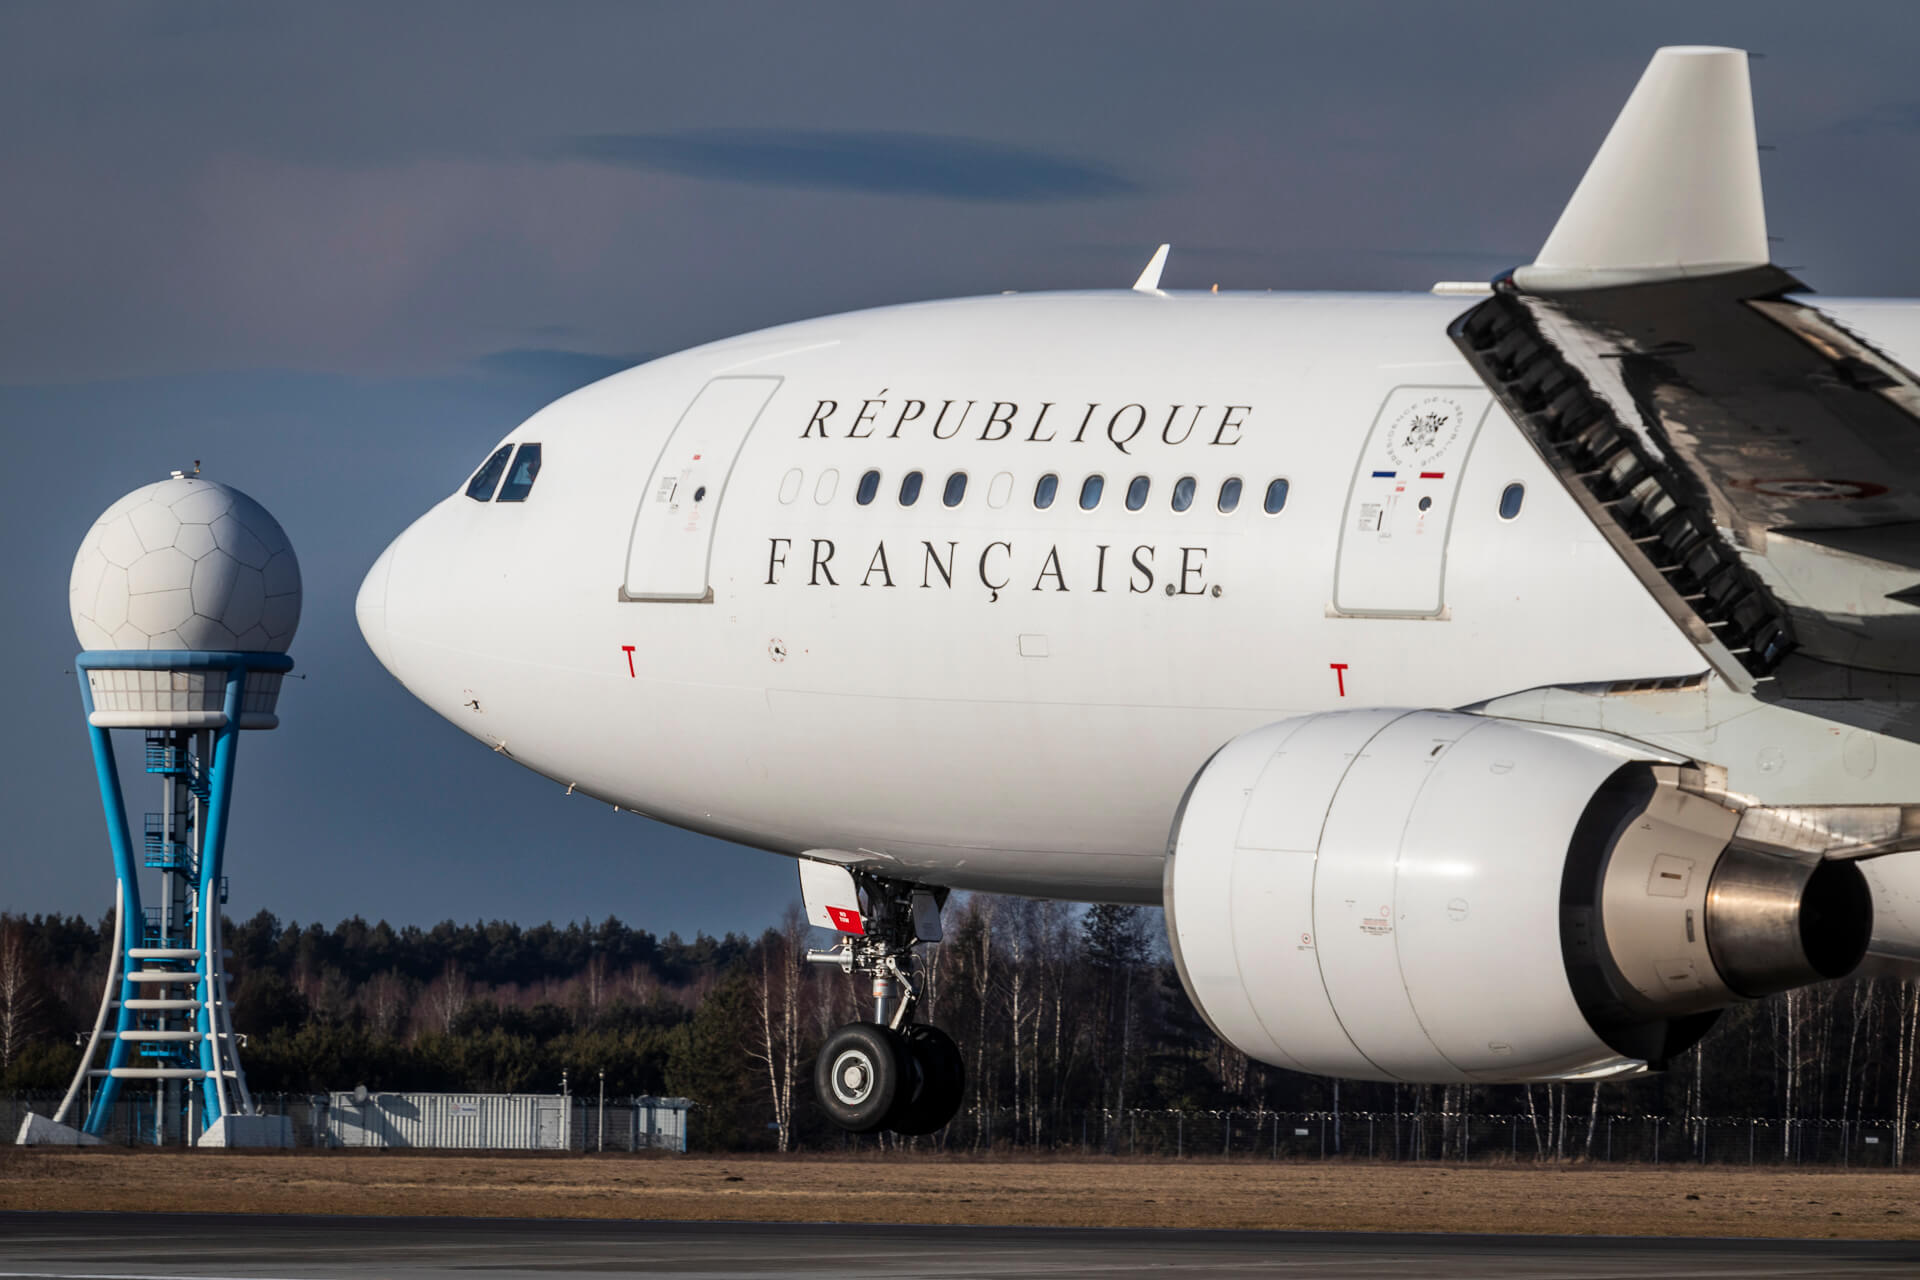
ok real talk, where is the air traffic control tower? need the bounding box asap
[19,473,301,1147]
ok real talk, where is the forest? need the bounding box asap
[3,900,1918,1160]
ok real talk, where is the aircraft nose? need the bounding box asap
[356,530,404,678]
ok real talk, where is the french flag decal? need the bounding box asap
[1420,471,1445,479]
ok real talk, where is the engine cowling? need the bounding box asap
[1164,709,1872,1083]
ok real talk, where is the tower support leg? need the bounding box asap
[76,705,144,1139]
[196,665,247,1123]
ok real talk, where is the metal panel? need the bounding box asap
[622,376,782,601]
[628,1095,692,1152]
[324,1092,571,1150]
[1311,712,1477,1081]
[1334,387,1489,616]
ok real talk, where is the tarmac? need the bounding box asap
[2,1213,1919,1279]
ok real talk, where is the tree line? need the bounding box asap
[3,902,1919,1158]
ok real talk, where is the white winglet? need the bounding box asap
[1514,47,1768,293]
[1133,243,1170,293]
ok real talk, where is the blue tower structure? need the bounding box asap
[24,472,301,1148]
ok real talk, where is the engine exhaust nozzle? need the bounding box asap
[1705,847,1873,998]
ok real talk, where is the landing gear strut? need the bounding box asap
[802,864,965,1135]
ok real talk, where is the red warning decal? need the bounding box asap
[826,906,865,935]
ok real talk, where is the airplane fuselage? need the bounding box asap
[357,288,1920,901]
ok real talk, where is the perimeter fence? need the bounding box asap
[1025,1108,1919,1167]
[9,1092,1917,1164]
[2,1092,687,1153]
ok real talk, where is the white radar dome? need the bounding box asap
[70,476,301,652]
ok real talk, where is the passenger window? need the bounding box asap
[1217,477,1242,513]
[899,471,924,506]
[987,472,1013,509]
[778,468,803,504]
[495,443,543,502]
[1171,475,1196,512]
[465,446,512,502]
[1263,478,1289,515]
[943,472,968,508]
[856,470,880,506]
[1034,474,1059,509]
[1080,475,1104,510]
[814,469,839,504]
[1500,482,1526,520]
[1126,475,1150,511]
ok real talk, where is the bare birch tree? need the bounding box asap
[361,969,409,1038]
[969,897,996,1149]
[0,921,43,1070]
[583,950,608,1024]
[1897,979,1919,1167]
[746,908,805,1153]
[426,959,470,1034]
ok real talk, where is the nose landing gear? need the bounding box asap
[801,860,965,1136]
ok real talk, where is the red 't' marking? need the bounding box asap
[621,644,636,678]
[826,905,865,935]
[1330,663,1349,697]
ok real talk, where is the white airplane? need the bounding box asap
[359,47,1920,1136]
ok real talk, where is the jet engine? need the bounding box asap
[1164,709,1872,1082]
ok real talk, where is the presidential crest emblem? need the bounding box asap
[1402,411,1447,452]
[1383,395,1464,469]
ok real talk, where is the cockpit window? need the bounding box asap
[465,446,512,502]
[495,443,543,502]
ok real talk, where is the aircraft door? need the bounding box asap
[622,376,782,601]
[1333,386,1490,617]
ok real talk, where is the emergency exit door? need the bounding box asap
[622,376,782,601]
[1333,386,1489,616]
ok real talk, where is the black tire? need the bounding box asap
[887,1023,966,1136]
[814,1022,904,1134]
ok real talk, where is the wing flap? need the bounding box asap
[1452,46,1920,687]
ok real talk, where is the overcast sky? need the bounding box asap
[5,1,1919,939]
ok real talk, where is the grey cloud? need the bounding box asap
[472,348,649,386]
[557,130,1141,202]
[1372,248,1525,267]
[1823,103,1920,136]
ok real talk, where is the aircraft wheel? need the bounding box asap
[886,1023,966,1136]
[815,1022,903,1134]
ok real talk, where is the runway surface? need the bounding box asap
[3,1213,1919,1279]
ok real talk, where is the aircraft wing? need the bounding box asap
[1450,47,1920,697]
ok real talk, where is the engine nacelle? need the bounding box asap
[1165,710,1871,1083]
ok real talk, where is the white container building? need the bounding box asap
[325,1091,569,1150]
